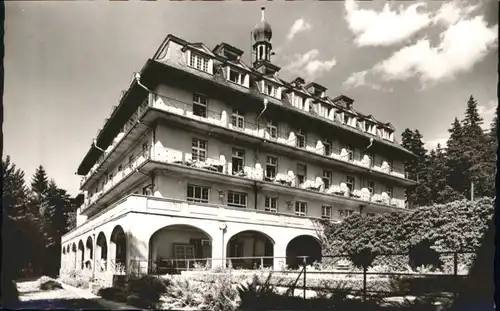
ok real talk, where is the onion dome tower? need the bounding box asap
[252,7,273,66]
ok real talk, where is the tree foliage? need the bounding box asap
[2,156,78,278]
[322,198,494,265]
[401,95,496,208]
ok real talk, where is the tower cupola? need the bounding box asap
[252,7,273,66]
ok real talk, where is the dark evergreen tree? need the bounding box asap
[2,157,45,278]
[428,145,465,204]
[401,129,431,208]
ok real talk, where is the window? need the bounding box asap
[109,172,114,183]
[346,144,354,161]
[193,94,207,118]
[323,138,332,156]
[232,148,245,174]
[343,114,349,124]
[368,152,375,168]
[346,176,355,192]
[228,69,242,85]
[189,52,209,72]
[266,156,278,179]
[297,164,307,186]
[118,165,122,172]
[358,120,366,131]
[142,142,148,157]
[104,172,109,184]
[321,206,332,219]
[266,119,278,139]
[192,138,207,162]
[227,191,247,208]
[187,184,209,203]
[231,109,245,129]
[388,159,394,172]
[296,128,306,148]
[366,180,375,194]
[386,185,393,197]
[292,93,304,109]
[318,104,330,118]
[340,209,354,218]
[295,201,307,216]
[265,197,278,212]
[264,83,277,98]
[142,184,153,196]
[322,170,332,189]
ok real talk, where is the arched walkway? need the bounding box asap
[71,243,77,270]
[85,236,93,269]
[78,240,85,270]
[286,235,322,269]
[96,232,108,272]
[110,225,127,271]
[226,230,274,269]
[148,224,212,274]
[62,248,66,271]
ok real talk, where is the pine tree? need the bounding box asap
[460,96,490,199]
[401,129,430,208]
[429,145,465,204]
[446,118,467,195]
[2,157,45,278]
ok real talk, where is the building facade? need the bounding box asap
[60,8,416,278]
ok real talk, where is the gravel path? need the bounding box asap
[12,280,105,310]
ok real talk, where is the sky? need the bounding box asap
[4,0,498,196]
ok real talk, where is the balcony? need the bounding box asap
[80,97,151,189]
[151,94,413,183]
[82,145,407,213]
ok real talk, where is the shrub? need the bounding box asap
[160,276,206,309]
[200,273,240,311]
[38,276,63,291]
[97,287,127,303]
[126,275,170,308]
[322,198,494,270]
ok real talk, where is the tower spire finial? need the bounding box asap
[261,6,265,22]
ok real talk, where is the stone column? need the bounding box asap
[273,241,288,270]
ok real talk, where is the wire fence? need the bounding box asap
[127,250,476,301]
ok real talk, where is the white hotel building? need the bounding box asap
[60,8,416,279]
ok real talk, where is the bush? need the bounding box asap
[38,276,63,291]
[126,275,170,308]
[97,287,128,303]
[322,198,494,271]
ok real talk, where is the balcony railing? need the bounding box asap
[152,94,409,177]
[81,92,411,191]
[82,144,406,212]
[80,97,151,188]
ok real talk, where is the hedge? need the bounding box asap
[321,197,494,270]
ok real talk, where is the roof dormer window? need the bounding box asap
[292,93,304,110]
[188,52,209,73]
[228,68,243,84]
[263,81,279,99]
[317,103,330,119]
[366,122,376,135]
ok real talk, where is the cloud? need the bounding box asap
[478,99,498,130]
[433,1,480,26]
[287,18,312,41]
[373,16,497,86]
[345,1,498,89]
[343,70,394,92]
[283,49,337,80]
[344,0,432,47]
